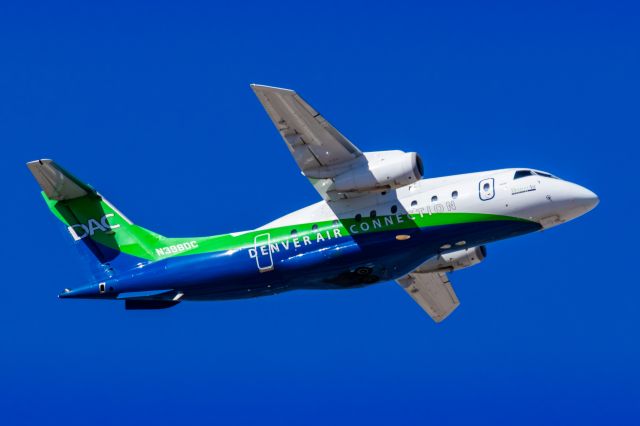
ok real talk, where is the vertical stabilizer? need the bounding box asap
[27,159,166,280]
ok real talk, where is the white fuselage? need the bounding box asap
[262,168,599,232]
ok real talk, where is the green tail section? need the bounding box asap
[41,191,166,261]
[27,159,208,279]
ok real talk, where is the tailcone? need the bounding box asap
[58,283,106,299]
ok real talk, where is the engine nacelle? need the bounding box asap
[416,246,487,273]
[331,150,423,193]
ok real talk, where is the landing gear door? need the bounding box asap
[479,178,495,201]
[254,233,274,273]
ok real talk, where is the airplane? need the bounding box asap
[27,84,599,322]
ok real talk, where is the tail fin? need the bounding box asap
[27,159,166,280]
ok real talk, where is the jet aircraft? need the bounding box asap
[27,85,599,321]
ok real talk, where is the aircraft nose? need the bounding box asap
[572,185,599,214]
[554,182,599,223]
[576,186,600,213]
[538,181,599,228]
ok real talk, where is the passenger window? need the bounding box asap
[391,205,398,214]
[332,220,339,226]
[355,214,362,222]
[311,224,318,231]
[431,195,438,203]
[452,191,458,199]
[291,229,297,236]
[370,210,377,219]
[411,200,417,207]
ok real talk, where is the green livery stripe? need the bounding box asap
[44,193,164,260]
[43,191,532,262]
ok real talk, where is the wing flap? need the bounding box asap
[396,272,460,322]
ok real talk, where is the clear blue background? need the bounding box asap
[1,1,638,424]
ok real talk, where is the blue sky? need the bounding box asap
[1,1,638,424]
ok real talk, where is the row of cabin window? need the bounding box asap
[350,190,461,223]
[354,208,386,222]
[290,190,461,234]
[290,220,341,236]
[410,190,459,207]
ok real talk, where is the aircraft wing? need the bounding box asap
[251,84,363,199]
[396,271,460,323]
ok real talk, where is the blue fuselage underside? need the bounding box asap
[97,219,541,301]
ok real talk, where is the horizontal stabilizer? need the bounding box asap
[117,289,177,299]
[119,289,183,310]
[125,300,180,310]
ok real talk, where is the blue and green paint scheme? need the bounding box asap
[28,85,598,316]
[37,173,540,307]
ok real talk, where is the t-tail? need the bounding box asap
[27,159,170,282]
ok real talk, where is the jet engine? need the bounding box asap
[330,150,423,193]
[416,246,487,273]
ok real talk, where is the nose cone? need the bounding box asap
[531,179,599,229]
[554,183,599,223]
[573,185,599,215]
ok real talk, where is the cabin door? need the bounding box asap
[253,233,274,273]
[479,178,495,201]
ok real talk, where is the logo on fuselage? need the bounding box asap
[67,214,120,241]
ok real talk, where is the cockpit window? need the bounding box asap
[514,169,560,180]
[513,170,534,179]
[535,171,559,179]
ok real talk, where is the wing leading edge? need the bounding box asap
[251,84,363,199]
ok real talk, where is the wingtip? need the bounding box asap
[250,83,295,94]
